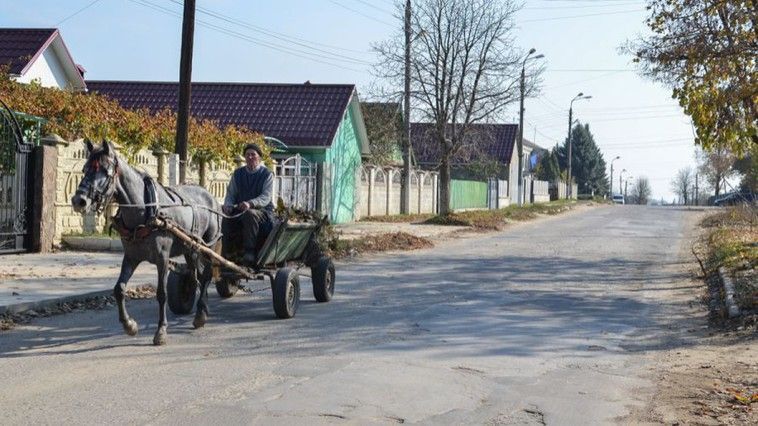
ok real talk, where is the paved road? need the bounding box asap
[0,206,702,425]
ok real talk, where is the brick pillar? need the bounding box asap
[33,134,66,252]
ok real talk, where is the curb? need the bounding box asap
[0,289,113,316]
[62,236,123,252]
[718,266,741,318]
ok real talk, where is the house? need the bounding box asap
[410,123,546,206]
[0,28,86,90]
[85,81,370,224]
[359,102,403,166]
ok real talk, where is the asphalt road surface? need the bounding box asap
[0,205,702,425]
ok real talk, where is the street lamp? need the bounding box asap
[609,155,620,197]
[619,168,627,200]
[625,176,633,200]
[517,48,545,206]
[567,92,592,198]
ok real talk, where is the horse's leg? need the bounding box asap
[153,257,170,346]
[193,254,212,329]
[114,257,141,336]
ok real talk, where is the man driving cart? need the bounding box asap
[222,143,275,266]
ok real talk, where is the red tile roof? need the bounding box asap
[0,28,57,75]
[86,81,356,148]
[411,123,518,166]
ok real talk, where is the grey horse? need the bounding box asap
[71,140,222,345]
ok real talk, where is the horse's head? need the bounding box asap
[71,139,120,214]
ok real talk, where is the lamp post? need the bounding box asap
[609,155,620,197]
[517,48,544,206]
[567,93,591,198]
[619,168,627,200]
[625,176,633,201]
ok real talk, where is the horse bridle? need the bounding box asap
[78,155,120,214]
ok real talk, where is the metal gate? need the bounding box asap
[274,154,317,211]
[0,100,35,254]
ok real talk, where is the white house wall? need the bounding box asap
[15,46,70,89]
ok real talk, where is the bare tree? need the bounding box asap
[696,145,736,198]
[629,177,652,205]
[671,167,694,205]
[374,0,532,214]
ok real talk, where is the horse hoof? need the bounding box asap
[123,319,139,336]
[193,313,207,329]
[153,330,167,346]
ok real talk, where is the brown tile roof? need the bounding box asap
[86,81,357,148]
[0,28,57,75]
[411,123,518,166]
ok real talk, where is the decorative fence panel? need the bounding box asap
[357,166,438,218]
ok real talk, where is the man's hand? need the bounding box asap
[222,205,234,215]
[238,201,251,211]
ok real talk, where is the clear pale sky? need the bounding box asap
[0,0,699,201]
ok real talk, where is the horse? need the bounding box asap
[71,140,222,345]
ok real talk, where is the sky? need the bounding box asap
[0,0,702,201]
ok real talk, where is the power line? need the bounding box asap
[524,2,641,10]
[521,8,645,23]
[348,0,395,16]
[128,0,368,72]
[167,0,372,56]
[545,68,634,72]
[56,0,103,25]
[329,0,396,27]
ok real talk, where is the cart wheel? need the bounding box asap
[215,277,240,298]
[311,257,335,303]
[167,270,196,315]
[272,268,300,319]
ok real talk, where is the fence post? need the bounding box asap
[153,148,169,185]
[385,168,393,216]
[367,166,375,216]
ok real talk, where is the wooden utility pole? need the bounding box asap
[175,0,196,184]
[401,0,411,214]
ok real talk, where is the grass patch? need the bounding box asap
[325,231,434,259]
[699,206,758,311]
[421,200,580,230]
[360,213,434,223]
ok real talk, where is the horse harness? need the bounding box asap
[110,176,212,245]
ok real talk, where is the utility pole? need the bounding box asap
[400,0,411,214]
[609,155,620,197]
[517,49,543,207]
[695,172,699,206]
[175,0,196,184]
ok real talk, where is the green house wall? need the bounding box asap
[284,105,364,224]
[325,106,362,224]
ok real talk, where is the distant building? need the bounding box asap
[0,28,86,90]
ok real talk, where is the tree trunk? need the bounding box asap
[439,146,452,215]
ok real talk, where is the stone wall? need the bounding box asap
[358,166,438,218]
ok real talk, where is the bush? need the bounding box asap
[0,69,268,164]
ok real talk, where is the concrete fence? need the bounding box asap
[549,181,578,201]
[53,140,315,242]
[358,166,439,218]
[531,180,550,203]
